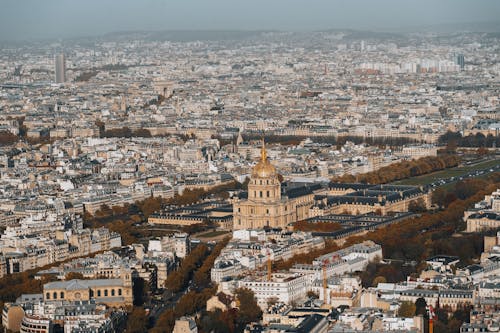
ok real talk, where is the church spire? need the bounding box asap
[261,138,267,162]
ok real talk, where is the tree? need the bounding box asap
[235,288,262,328]
[165,270,185,293]
[372,276,387,287]
[132,277,148,306]
[398,301,416,318]
[307,291,319,299]
[126,307,148,333]
[150,309,175,333]
[415,297,427,316]
[408,199,427,213]
[137,196,162,219]
[432,188,447,208]
[294,220,342,232]
[199,309,234,333]
[64,272,85,280]
[0,131,19,145]
[477,147,490,156]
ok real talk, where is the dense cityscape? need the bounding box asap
[0,3,500,333]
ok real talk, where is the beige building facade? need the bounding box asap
[43,275,133,308]
[233,143,315,230]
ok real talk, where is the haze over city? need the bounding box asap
[1,0,500,40]
[0,1,499,333]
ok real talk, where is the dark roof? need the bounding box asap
[285,183,322,199]
[426,255,460,264]
[291,314,326,333]
[469,212,500,220]
[328,182,372,191]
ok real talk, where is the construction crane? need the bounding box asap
[427,305,435,333]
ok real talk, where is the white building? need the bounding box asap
[238,273,309,308]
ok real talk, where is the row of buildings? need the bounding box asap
[150,144,430,231]
[0,213,121,278]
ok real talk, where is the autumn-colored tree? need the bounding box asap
[306,291,319,299]
[126,307,148,333]
[199,309,235,333]
[64,272,85,280]
[431,187,448,208]
[193,237,230,290]
[294,220,342,232]
[235,288,262,327]
[477,147,490,156]
[137,196,162,219]
[150,309,175,333]
[164,270,185,293]
[372,276,387,287]
[398,301,416,318]
[0,131,19,145]
[408,198,427,213]
[273,240,339,270]
[332,155,460,184]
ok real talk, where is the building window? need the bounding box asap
[104,290,108,297]
[97,290,101,297]
[46,293,50,299]
[90,290,94,297]
[267,191,270,197]
[53,292,57,299]
[118,289,122,296]
[60,292,64,299]
[260,191,263,198]
[111,289,115,296]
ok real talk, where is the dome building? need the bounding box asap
[232,141,431,231]
[233,141,318,230]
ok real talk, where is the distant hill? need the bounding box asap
[101,30,272,42]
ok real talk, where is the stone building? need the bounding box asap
[233,142,318,230]
[42,274,133,307]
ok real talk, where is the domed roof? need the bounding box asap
[252,141,277,178]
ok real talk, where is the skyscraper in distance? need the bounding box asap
[453,53,465,70]
[55,54,66,83]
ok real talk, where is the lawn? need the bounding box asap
[392,157,500,186]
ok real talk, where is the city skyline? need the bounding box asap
[1,0,500,41]
[0,2,499,332]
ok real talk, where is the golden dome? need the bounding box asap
[252,141,277,178]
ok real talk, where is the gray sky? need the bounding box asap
[1,0,499,40]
